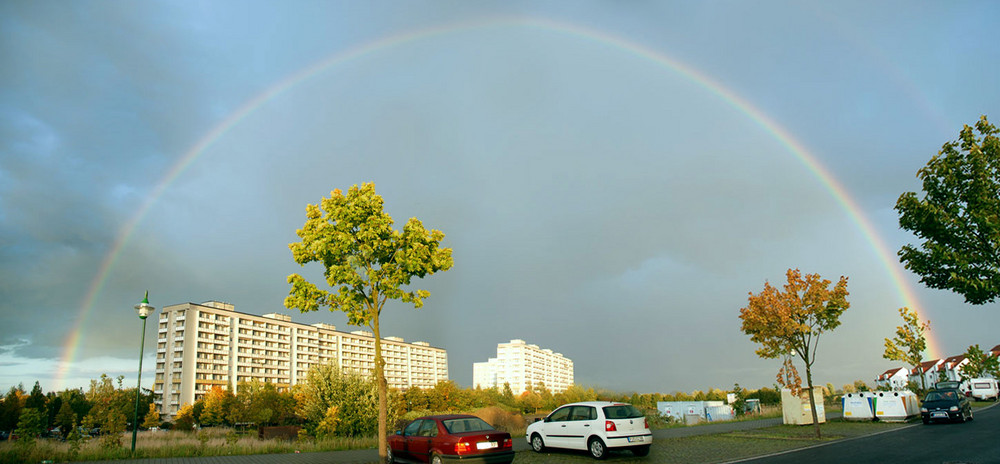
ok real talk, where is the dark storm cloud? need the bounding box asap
[2,1,1000,394]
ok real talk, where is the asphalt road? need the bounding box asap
[737,404,1000,464]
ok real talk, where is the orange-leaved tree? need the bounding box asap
[739,269,849,438]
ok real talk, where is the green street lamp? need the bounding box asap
[132,291,155,454]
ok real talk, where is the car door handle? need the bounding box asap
[584,424,590,427]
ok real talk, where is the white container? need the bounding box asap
[873,390,919,422]
[657,401,708,422]
[841,392,876,421]
[705,404,735,422]
[781,387,825,425]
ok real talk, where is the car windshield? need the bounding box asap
[602,404,644,419]
[443,417,495,434]
[925,391,957,402]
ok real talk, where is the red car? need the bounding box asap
[388,414,515,464]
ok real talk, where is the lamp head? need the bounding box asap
[134,291,155,319]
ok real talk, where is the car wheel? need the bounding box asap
[632,445,651,457]
[431,453,444,464]
[530,433,545,452]
[588,437,607,460]
[387,447,395,464]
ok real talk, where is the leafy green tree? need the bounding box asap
[25,382,46,411]
[14,408,46,446]
[500,383,515,407]
[82,374,141,435]
[295,363,381,437]
[0,385,25,433]
[555,385,596,406]
[897,116,1000,304]
[99,409,127,449]
[229,380,296,427]
[747,387,780,405]
[45,393,62,431]
[516,390,542,414]
[959,344,1000,380]
[55,400,77,439]
[883,307,931,391]
[402,386,428,412]
[199,386,233,426]
[740,268,850,438]
[731,384,747,417]
[284,183,454,462]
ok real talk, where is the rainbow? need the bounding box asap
[55,16,940,390]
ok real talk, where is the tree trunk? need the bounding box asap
[805,366,820,439]
[372,311,388,463]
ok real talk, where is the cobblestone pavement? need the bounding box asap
[73,415,799,464]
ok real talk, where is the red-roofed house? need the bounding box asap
[910,359,943,388]
[940,355,970,383]
[875,367,910,390]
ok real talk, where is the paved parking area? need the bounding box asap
[75,415,790,464]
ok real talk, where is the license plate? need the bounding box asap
[932,412,948,419]
[476,441,498,450]
[627,436,645,443]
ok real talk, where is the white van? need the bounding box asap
[969,378,999,401]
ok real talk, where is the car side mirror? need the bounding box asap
[542,417,549,423]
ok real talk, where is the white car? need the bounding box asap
[526,401,652,459]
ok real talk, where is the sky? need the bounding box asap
[2,1,1000,396]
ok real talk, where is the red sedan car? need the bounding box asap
[388,414,515,464]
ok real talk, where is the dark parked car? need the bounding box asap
[921,388,973,424]
[388,414,514,464]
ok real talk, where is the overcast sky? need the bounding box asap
[2,1,1000,396]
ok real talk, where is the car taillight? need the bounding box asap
[503,438,512,448]
[644,418,649,429]
[605,420,617,432]
[455,441,472,454]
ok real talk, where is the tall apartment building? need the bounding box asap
[473,339,573,394]
[154,301,448,419]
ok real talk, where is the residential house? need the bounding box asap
[939,355,969,384]
[875,367,910,390]
[909,359,943,389]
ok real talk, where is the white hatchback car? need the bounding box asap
[526,401,652,459]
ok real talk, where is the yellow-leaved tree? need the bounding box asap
[882,307,930,392]
[739,269,849,438]
[285,183,453,462]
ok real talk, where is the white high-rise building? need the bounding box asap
[473,339,573,394]
[153,301,448,419]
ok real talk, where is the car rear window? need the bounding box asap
[974,382,992,389]
[443,417,495,434]
[925,391,957,401]
[602,404,644,419]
